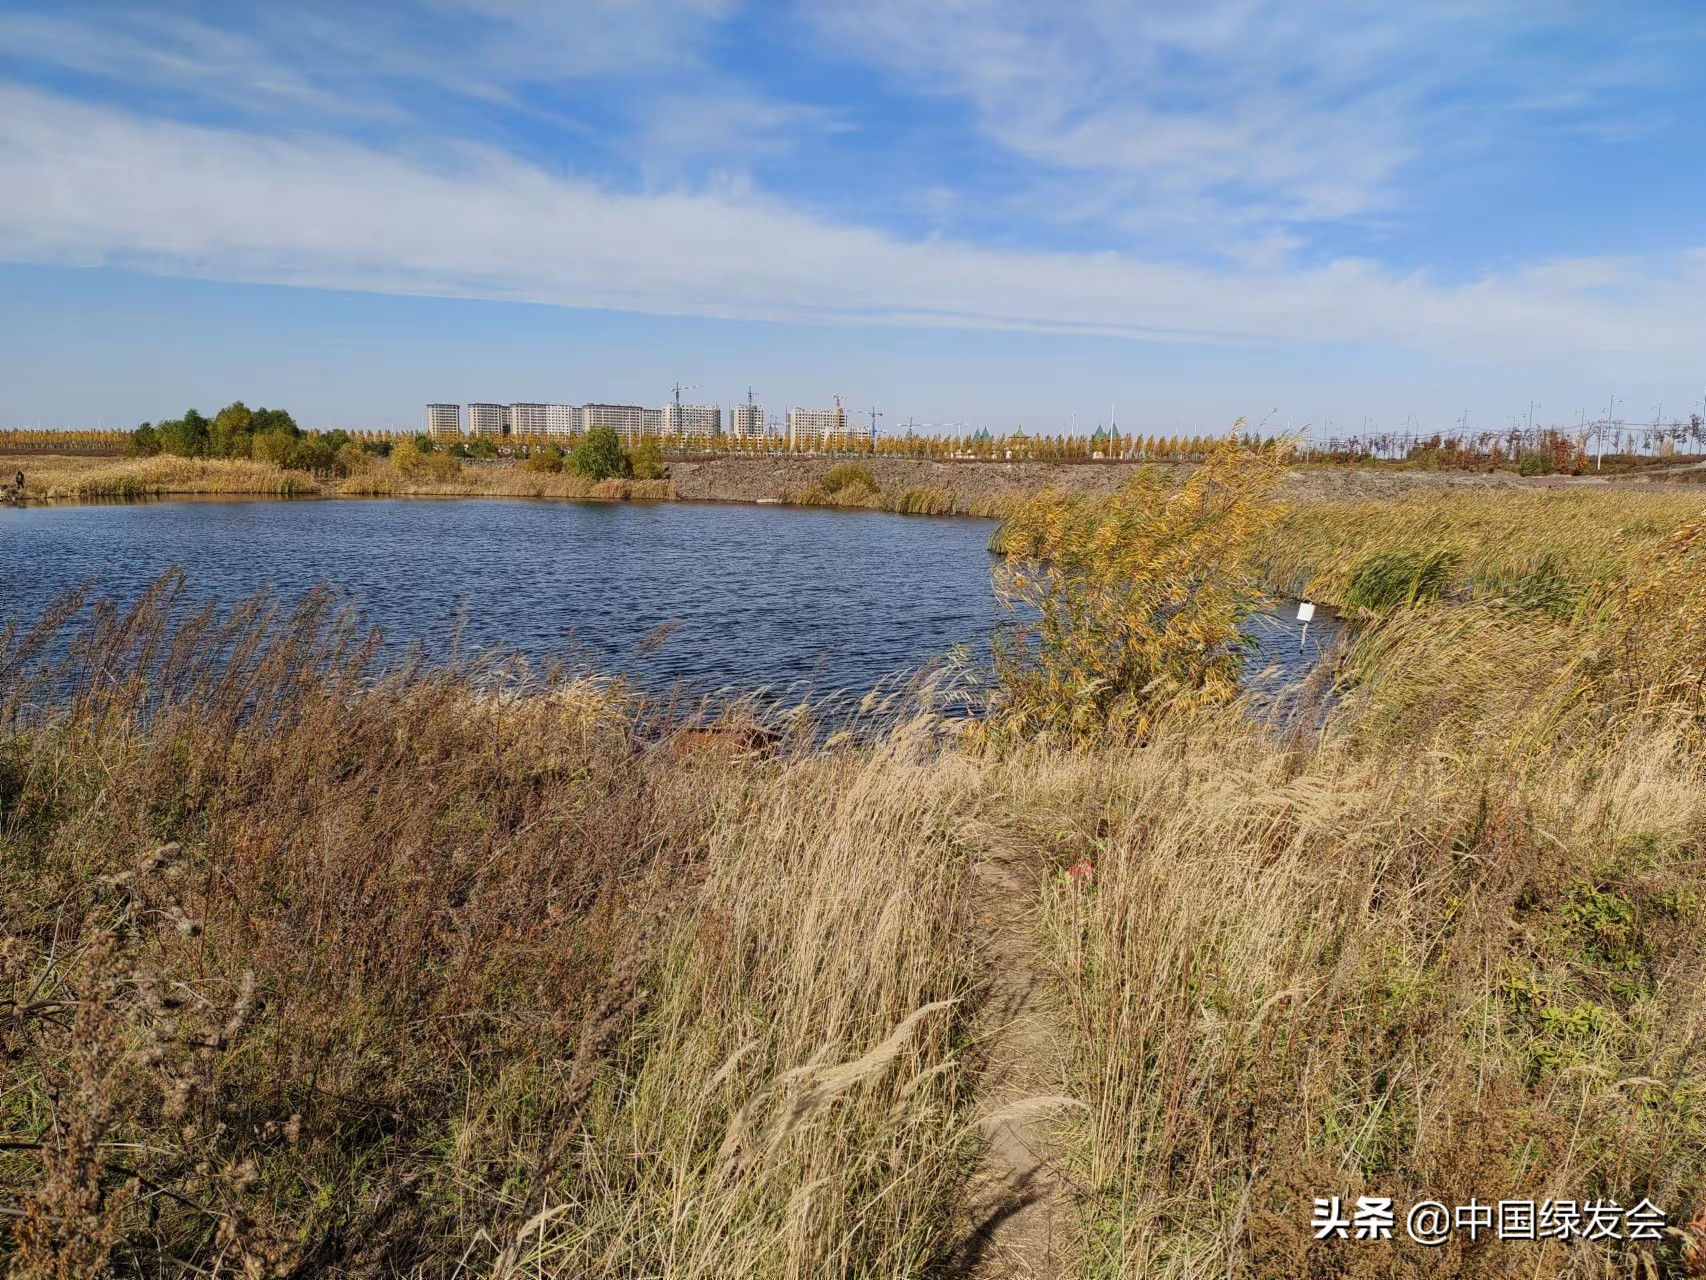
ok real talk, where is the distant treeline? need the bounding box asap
[17,418,1702,477]
[125,404,394,477]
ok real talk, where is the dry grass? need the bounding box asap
[1006,524,1706,1276]
[1256,488,1706,605]
[783,479,1024,519]
[4,454,675,505]
[8,453,321,500]
[0,579,979,1278]
[337,466,674,502]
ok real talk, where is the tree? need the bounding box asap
[250,407,299,437]
[157,411,209,457]
[573,427,630,480]
[288,436,336,474]
[990,428,1285,743]
[630,437,666,480]
[252,431,294,466]
[210,401,254,458]
[126,423,161,457]
[390,439,426,476]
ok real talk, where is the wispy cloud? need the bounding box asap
[2,85,1701,372]
[0,1,741,123]
[801,0,1697,256]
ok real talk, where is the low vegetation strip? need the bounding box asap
[3,453,674,503]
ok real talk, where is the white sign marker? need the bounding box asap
[1297,600,1315,650]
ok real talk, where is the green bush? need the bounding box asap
[287,436,337,475]
[574,427,631,481]
[1517,453,1556,476]
[523,443,566,474]
[125,423,162,457]
[629,437,666,480]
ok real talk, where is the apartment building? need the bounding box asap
[729,402,764,440]
[544,403,577,436]
[467,403,507,438]
[508,403,547,436]
[508,403,578,437]
[424,404,462,438]
[579,403,648,440]
[787,406,846,449]
[662,403,721,436]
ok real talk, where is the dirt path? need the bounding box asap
[954,830,1082,1279]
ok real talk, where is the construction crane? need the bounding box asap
[866,405,882,445]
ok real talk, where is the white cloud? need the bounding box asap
[800,0,1681,252]
[1,86,1702,371]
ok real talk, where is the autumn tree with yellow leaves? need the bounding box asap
[989,426,1288,742]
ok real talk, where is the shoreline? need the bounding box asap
[5,450,1692,515]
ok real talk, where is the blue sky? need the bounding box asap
[3,1,1706,437]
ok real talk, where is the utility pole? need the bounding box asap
[1595,396,1609,470]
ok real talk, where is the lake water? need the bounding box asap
[2,497,1340,700]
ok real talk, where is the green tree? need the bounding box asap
[126,423,161,457]
[573,427,631,480]
[252,431,294,466]
[250,407,299,437]
[210,401,254,458]
[156,410,209,457]
[288,435,336,474]
[630,437,666,480]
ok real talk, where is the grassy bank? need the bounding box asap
[5,463,1706,1277]
[3,454,674,503]
[778,463,1028,519]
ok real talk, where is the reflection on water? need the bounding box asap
[3,497,1342,703]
